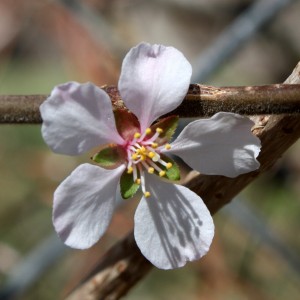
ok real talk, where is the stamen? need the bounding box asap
[158,159,173,169]
[144,191,151,198]
[129,146,137,152]
[148,160,163,173]
[139,167,147,194]
[144,131,160,144]
[148,152,155,159]
[145,128,152,135]
[131,153,139,160]
[166,162,173,169]
[134,132,141,139]
[148,167,154,174]
[148,151,160,162]
[133,164,138,182]
[141,160,151,170]
[125,125,178,200]
[151,152,160,162]
[159,170,166,177]
[138,128,152,142]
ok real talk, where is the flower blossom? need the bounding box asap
[40,43,261,270]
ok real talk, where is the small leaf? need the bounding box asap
[150,115,179,144]
[120,170,140,199]
[114,109,140,141]
[92,145,126,169]
[160,154,180,181]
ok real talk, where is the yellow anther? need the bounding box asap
[148,152,155,159]
[145,128,152,135]
[156,127,163,134]
[166,162,173,169]
[127,167,133,174]
[159,170,166,177]
[151,142,158,149]
[131,153,139,160]
[134,132,141,139]
[144,191,151,198]
[164,144,171,150]
[140,155,146,161]
[148,167,155,174]
[135,178,141,185]
[140,146,146,154]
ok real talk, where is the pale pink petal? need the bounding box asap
[53,163,125,249]
[119,43,192,131]
[40,82,124,155]
[134,175,214,270]
[164,112,260,177]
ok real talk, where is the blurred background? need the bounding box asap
[0,0,300,299]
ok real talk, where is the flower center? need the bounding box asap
[126,127,172,198]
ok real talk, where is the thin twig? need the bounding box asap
[0,84,300,124]
[64,63,300,300]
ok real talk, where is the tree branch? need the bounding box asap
[0,84,300,124]
[64,63,300,300]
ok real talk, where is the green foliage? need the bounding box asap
[150,115,179,144]
[92,145,126,169]
[120,170,140,199]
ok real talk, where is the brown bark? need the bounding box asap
[0,83,300,123]
[64,63,300,300]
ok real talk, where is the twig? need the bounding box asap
[174,84,300,117]
[0,95,45,124]
[0,84,300,124]
[64,62,300,300]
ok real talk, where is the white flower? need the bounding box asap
[40,43,261,270]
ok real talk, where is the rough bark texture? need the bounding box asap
[0,95,45,124]
[64,63,300,300]
[0,84,300,123]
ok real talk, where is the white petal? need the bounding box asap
[165,112,261,177]
[134,175,214,269]
[53,163,125,249]
[40,82,124,155]
[119,43,192,131]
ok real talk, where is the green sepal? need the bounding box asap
[92,145,126,169]
[160,154,180,181]
[150,115,179,144]
[120,170,140,199]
